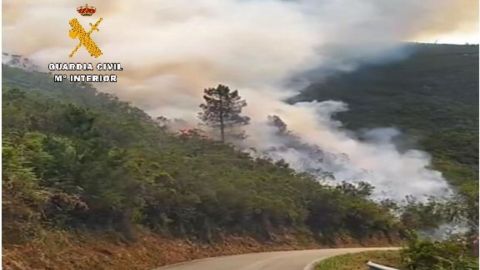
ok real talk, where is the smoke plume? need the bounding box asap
[4,0,477,200]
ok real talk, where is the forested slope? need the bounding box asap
[3,64,401,267]
[294,44,479,201]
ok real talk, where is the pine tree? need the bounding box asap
[198,84,250,142]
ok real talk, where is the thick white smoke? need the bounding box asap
[4,0,477,200]
[244,100,451,201]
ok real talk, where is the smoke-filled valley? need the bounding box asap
[3,1,479,269]
[5,0,477,202]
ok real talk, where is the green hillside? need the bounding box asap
[294,44,479,202]
[3,65,400,249]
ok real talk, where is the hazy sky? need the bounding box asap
[4,0,473,200]
[2,0,478,117]
[416,32,479,44]
[2,0,478,125]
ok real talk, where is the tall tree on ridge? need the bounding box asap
[198,84,250,142]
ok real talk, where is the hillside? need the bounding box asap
[3,44,477,269]
[2,65,402,269]
[293,44,479,202]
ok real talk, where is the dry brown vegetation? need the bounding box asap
[3,229,401,270]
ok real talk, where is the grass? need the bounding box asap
[315,250,401,270]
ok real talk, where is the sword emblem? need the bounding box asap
[69,18,103,58]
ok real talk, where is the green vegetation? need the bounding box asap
[401,233,478,270]
[316,235,478,270]
[3,44,478,269]
[199,84,250,142]
[315,250,401,270]
[3,65,399,246]
[296,43,479,270]
[294,43,478,212]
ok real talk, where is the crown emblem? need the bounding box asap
[77,4,96,16]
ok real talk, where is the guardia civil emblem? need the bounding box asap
[69,4,103,58]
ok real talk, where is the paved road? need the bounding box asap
[155,247,398,270]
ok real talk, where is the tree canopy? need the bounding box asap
[3,66,401,245]
[198,84,250,142]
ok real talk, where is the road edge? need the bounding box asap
[302,247,401,270]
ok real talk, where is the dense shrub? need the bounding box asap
[2,73,400,243]
[401,233,478,270]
